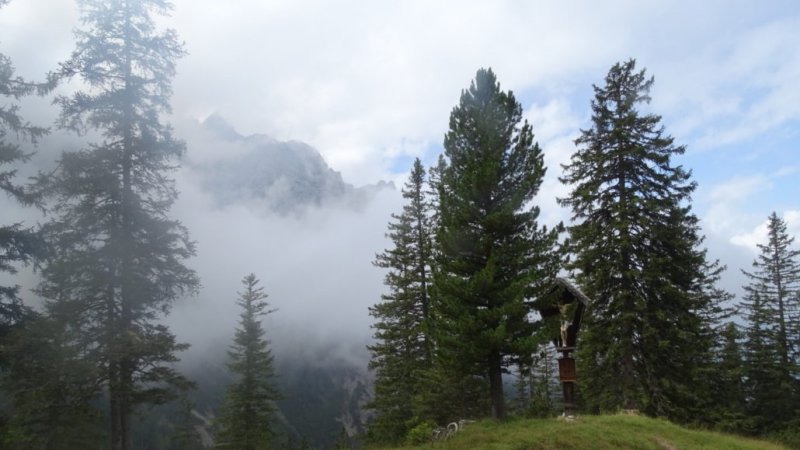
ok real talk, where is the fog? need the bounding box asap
[3,110,791,373]
[2,0,798,378]
[166,120,402,369]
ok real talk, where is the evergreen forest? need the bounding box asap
[0,1,798,449]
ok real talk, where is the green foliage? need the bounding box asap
[0,0,49,345]
[741,212,800,432]
[370,415,789,450]
[412,358,489,426]
[0,313,105,449]
[34,1,198,448]
[528,346,560,418]
[432,67,561,420]
[512,344,560,418]
[705,322,749,432]
[404,420,436,446]
[215,274,280,450]
[767,421,800,450]
[560,59,715,421]
[368,158,435,443]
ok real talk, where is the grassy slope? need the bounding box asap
[374,414,788,450]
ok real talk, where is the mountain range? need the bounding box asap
[146,115,391,449]
[195,113,392,215]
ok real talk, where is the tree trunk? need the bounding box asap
[621,352,636,410]
[110,367,122,450]
[107,281,123,450]
[488,350,506,419]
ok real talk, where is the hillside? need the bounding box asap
[374,414,788,450]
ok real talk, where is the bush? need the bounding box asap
[405,421,437,445]
[768,425,800,449]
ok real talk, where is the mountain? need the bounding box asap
[195,114,392,215]
[151,115,388,449]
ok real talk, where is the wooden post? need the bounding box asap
[558,349,576,416]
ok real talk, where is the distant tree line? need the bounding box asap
[367,62,800,446]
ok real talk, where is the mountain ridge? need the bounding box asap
[195,113,393,215]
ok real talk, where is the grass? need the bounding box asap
[372,414,789,450]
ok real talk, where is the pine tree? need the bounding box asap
[36,1,198,448]
[0,0,49,340]
[433,68,561,420]
[367,158,434,443]
[710,322,748,432]
[560,59,712,419]
[215,274,280,450]
[741,212,799,429]
[693,262,743,429]
[1,313,105,449]
[741,289,783,430]
[0,3,58,438]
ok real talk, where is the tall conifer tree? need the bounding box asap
[367,158,433,443]
[37,1,198,448]
[0,0,49,339]
[216,274,280,450]
[433,68,560,420]
[741,212,799,429]
[560,59,713,419]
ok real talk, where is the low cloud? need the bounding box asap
[167,122,402,368]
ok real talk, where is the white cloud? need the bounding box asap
[701,172,783,239]
[5,0,797,187]
[653,16,800,151]
[698,168,798,295]
[731,209,800,253]
[524,99,582,227]
[3,0,799,358]
[165,0,646,185]
[169,161,402,365]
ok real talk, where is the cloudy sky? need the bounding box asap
[1,0,799,349]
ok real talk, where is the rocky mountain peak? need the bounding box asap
[195,115,391,215]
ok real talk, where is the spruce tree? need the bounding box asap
[741,212,799,429]
[0,3,57,437]
[215,274,280,450]
[560,59,712,419]
[710,322,748,432]
[433,68,560,420]
[1,313,104,448]
[36,1,198,448]
[694,261,747,430]
[741,289,783,431]
[367,158,433,443]
[0,0,49,339]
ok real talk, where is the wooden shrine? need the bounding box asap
[536,277,590,416]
